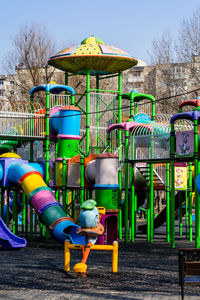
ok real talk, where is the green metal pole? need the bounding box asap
[118,72,124,241]
[135,103,138,115]
[150,163,154,243]
[170,123,175,248]
[80,156,85,205]
[45,91,50,185]
[65,72,70,105]
[147,164,150,242]
[57,188,61,203]
[151,99,156,121]
[30,94,34,162]
[130,92,134,120]
[55,142,59,202]
[130,132,135,241]
[194,119,200,248]
[12,190,17,234]
[188,162,193,241]
[86,70,90,157]
[134,193,137,237]
[166,163,170,242]
[62,158,67,213]
[150,129,154,243]
[118,207,122,240]
[125,130,129,243]
[131,163,135,241]
[96,75,100,154]
[71,94,75,106]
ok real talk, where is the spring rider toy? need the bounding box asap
[73,199,105,276]
[64,199,118,276]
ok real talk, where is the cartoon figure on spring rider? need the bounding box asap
[73,199,105,276]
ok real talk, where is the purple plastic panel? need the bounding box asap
[0,158,28,186]
[96,213,118,245]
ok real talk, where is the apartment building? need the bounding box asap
[0,75,16,100]
[123,55,200,101]
[0,55,199,106]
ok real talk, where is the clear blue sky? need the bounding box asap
[0,0,200,73]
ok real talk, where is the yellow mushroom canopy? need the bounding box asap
[48,36,138,75]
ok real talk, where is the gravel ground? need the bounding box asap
[0,224,200,299]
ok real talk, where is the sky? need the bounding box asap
[0,0,200,74]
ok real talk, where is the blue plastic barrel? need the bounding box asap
[59,106,81,136]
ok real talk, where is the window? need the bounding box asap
[191,81,197,86]
[10,91,14,95]
[133,71,141,77]
[163,70,170,76]
[10,80,15,85]
[180,66,186,73]
[0,91,4,96]
[135,83,141,88]
[0,81,4,85]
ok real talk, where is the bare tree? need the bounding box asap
[146,32,184,113]
[176,8,200,62]
[175,7,200,95]
[149,31,175,66]
[3,24,56,100]
[147,8,200,114]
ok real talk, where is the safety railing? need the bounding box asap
[0,111,45,138]
[50,94,70,108]
[129,134,170,160]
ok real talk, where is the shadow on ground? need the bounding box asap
[0,226,200,299]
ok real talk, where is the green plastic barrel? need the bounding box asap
[95,189,118,209]
[57,139,79,158]
[40,205,67,227]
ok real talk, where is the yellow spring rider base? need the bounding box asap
[64,241,118,277]
[64,206,118,277]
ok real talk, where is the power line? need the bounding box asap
[49,86,200,117]
[2,86,200,120]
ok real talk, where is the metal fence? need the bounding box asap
[50,94,70,108]
[0,111,45,138]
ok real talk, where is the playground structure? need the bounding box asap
[0,35,200,254]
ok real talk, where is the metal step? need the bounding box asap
[137,165,165,187]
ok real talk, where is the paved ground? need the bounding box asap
[0,224,200,299]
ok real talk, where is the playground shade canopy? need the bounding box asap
[48,36,138,75]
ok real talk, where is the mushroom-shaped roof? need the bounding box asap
[48,36,138,75]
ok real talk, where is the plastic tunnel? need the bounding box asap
[6,159,85,244]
